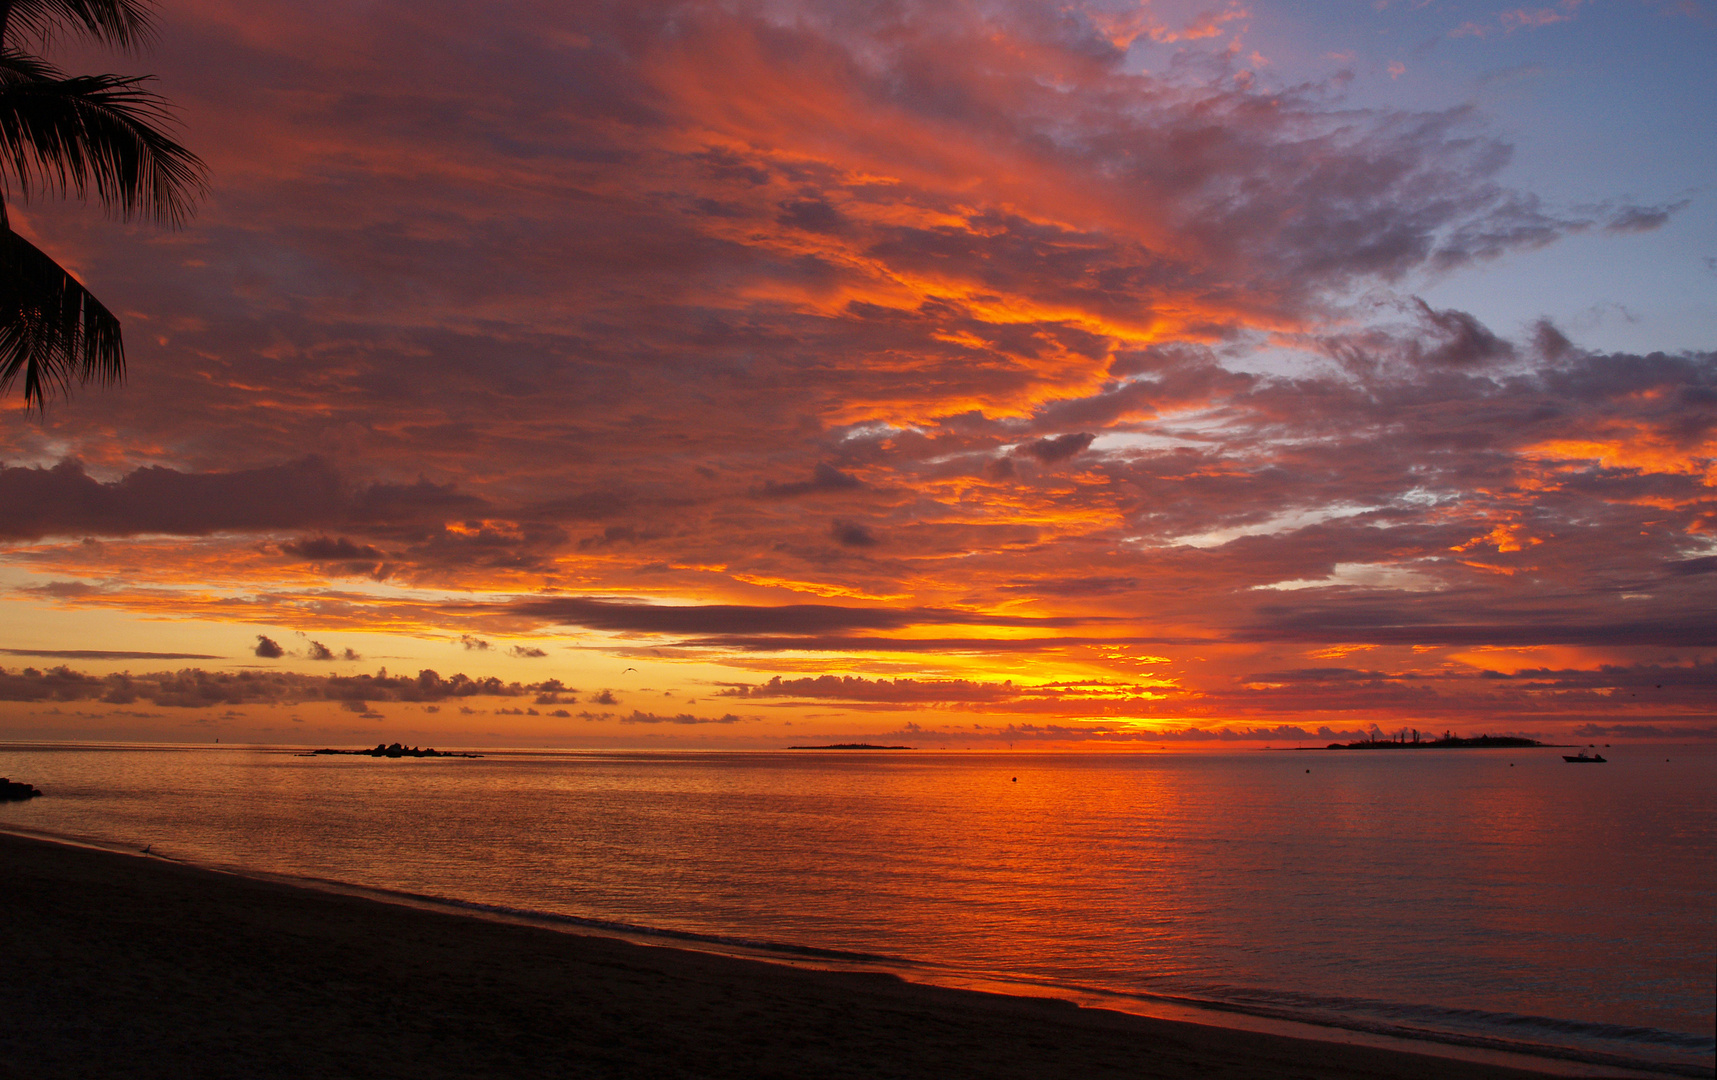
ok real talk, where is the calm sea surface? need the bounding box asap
[2,743,1712,1076]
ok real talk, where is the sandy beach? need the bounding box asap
[0,832,1611,1080]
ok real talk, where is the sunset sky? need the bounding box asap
[2,0,1713,747]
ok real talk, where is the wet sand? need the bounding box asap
[1,831,1583,1080]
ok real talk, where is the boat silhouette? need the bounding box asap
[1562,752,1606,763]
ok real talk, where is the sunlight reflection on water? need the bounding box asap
[2,743,1712,1074]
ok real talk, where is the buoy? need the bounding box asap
[1011,777,1017,782]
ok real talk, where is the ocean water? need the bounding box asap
[1,742,1712,1076]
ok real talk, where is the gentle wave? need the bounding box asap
[423,897,1717,1077]
[1117,982,1716,1077]
[95,849,918,967]
[241,865,1712,1080]
[424,893,907,964]
[1191,984,1714,1050]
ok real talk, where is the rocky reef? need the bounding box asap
[1,778,43,801]
[1326,734,1544,750]
[309,743,482,759]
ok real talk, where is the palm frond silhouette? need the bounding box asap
[0,0,206,408]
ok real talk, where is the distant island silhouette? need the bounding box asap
[786,744,913,750]
[1325,734,1545,750]
[1,777,43,801]
[308,743,483,759]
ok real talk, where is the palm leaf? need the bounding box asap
[0,3,201,409]
[0,0,157,51]
[0,48,206,224]
[0,216,123,407]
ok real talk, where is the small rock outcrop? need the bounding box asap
[1,777,43,801]
[310,743,482,758]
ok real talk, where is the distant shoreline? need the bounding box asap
[785,743,913,750]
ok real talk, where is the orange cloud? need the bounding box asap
[1,0,1710,741]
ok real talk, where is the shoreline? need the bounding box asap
[0,829,1673,1080]
[206,868,1686,1079]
